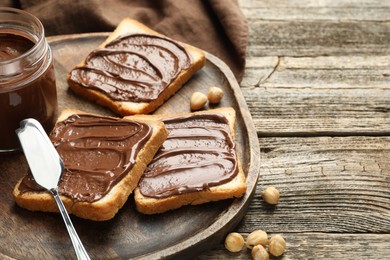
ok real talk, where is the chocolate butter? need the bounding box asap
[0,33,34,61]
[69,34,192,102]
[138,113,238,198]
[18,114,152,202]
[0,32,57,151]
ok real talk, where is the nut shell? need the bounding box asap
[190,92,207,111]
[207,86,224,104]
[246,230,268,249]
[268,234,286,257]
[261,187,280,205]
[251,245,269,260]
[224,232,244,252]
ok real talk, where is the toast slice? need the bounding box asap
[13,109,167,221]
[67,18,205,115]
[132,107,247,214]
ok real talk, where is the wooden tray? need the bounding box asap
[0,33,260,259]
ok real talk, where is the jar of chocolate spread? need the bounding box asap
[0,7,57,153]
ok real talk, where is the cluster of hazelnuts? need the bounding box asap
[190,86,224,110]
[225,231,286,259]
[224,187,283,259]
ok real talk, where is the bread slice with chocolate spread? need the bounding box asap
[67,18,205,116]
[132,107,247,215]
[13,109,168,221]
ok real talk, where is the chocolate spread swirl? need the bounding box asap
[138,113,238,198]
[18,114,152,202]
[68,34,192,102]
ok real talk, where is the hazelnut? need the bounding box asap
[246,230,268,249]
[207,86,224,104]
[190,92,207,111]
[251,245,269,260]
[224,232,244,253]
[268,234,286,257]
[261,187,280,205]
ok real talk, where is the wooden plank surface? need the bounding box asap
[240,0,390,21]
[245,21,390,57]
[241,0,390,57]
[241,14,390,135]
[242,56,390,135]
[197,0,390,259]
[198,234,390,260]
[198,136,390,259]
[240,0,390,135]
[249,136,390,233]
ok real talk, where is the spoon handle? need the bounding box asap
[51,189,91,260]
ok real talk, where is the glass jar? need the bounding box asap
[0,7,57,153]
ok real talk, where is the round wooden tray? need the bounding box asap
[0,33,260,259]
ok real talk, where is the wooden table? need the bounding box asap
[197,0,390,259]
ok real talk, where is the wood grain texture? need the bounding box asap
[250,136,390,233]
[239,0,390,136]
[240,0,390,136]
[196,136,390,259]
[241,0,390,57]
[245,20,390,57]
[242,56,390,135]
[197,233,390,260]
[240,0,390,21]
[196,0,390,259]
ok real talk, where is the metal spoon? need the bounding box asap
[16,118,90,260]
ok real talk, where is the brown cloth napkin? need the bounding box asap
[14,0,248,82]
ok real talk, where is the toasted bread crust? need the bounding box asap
[67,18,205,115]
[131,107,247,214]
[13,109,168,221]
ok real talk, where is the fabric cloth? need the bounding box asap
[12,0,248,82]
